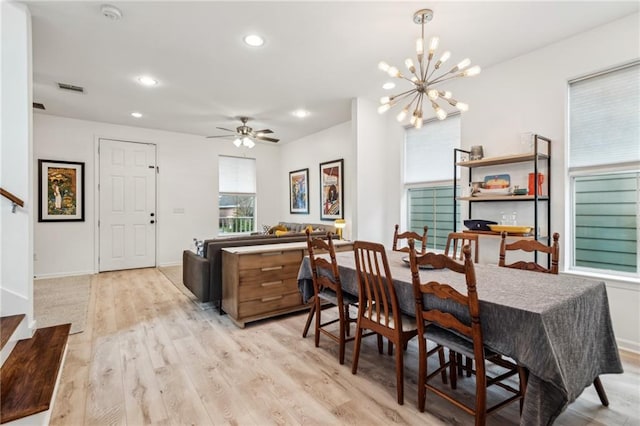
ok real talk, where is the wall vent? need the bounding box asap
[33,102,46,110]
[57,82,84,93]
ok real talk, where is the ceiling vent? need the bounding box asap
[57,82,85,93]
[33,102,46,110]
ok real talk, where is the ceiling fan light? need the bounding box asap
[233,138,242,147]
[245,138,255,148]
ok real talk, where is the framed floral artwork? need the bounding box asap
[319,159,343,220]
[38,159,85,222]
[289,168,309,214]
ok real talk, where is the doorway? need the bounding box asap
[98,139,157,272]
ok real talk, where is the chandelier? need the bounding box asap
[378,9,481,128]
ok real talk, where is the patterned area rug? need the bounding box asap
[34,274,91,334]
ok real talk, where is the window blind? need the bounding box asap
[219,156,256,193]
[569,63,640,169]
[405,114,460,183]
[408,185,459,251]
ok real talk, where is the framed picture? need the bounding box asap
[289,168,309,214]
[38,159,85,222]
[319,159,343,220]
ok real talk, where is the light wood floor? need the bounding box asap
[50,268,640,425]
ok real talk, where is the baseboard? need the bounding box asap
[158,261,182,268]
[33,270,95,280]
[617,338,640,355]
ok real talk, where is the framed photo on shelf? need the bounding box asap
[38,159,85,222]
[319,159,343,220]
[289,168,309,214]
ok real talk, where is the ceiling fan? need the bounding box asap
[206,116,279,148]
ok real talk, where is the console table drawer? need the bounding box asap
[238,291,302,318]
[238,277,299,302]
[238,250,302,270]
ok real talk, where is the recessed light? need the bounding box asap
[292,109,309,118]
[131,112,142,118]
[137,76,158,86]
[382,81,396,90]
[244,34,264,47]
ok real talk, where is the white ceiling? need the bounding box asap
[24,1,639,145]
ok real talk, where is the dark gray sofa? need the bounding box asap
[182,222,335,311]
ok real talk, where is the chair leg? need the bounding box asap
[466,356,472,377]
[395,341,404,405]
[457,353,464,377]
[518,366,528,415]
[377,333,384,354]
[302,302,316,338]
[314,299,321,347]
[344,304,351,337]
[593,376,609,407]
[418,338,427,412]
[438,347,448,384]
[449,350,457,390]
[338,309,346,365]
[351,326,363,375]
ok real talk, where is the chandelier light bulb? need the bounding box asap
[396,109,408,122]
[409,115,417,126]
[378,61,390,72]
[380,96,391,104]
[436,107,447,120]
[463,65,482,77]
[378,103,391,114]
[411,76,418,82]
[439,51,451,64]
[457,58,471,70]
[456,102,469,111]
[387,66,400,78]
[416,38,424,56]
[439,90,452,99]
[415,115,423,129]
[405,58,416,73]
[427,89,439,100]
[429,36,439,54]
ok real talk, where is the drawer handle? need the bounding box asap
[262,251,283,257]
[262,295,282,302]
[261,281,283,287]
[261,266,283,271]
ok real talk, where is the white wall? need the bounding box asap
[0,2,35,334]
[279,120,354,238]
[381,13,640,352]
[33,114,281,276]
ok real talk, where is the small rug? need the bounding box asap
[34,274,91,334]
[158,265,214,310]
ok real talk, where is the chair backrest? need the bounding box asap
[444,232,479,263]
[306,229,342,295]
[353,240,403,330]
[499,232,560,274]
[393,224,428,254]
[408,240,486,364]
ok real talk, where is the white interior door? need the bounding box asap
[99,139,156,272]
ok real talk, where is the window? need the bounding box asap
[568,62,639,277]
[405,115,460,251]
[219,156,256,235]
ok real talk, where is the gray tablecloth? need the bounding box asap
[297,250,623,426]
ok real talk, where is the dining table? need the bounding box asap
[297,249,623,426]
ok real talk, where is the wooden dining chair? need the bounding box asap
[498,231,610,407]
[408,240,526,425]
[393,224,428,254]
[445,232,479,376]
[499,232,559,274]
[351,241,418,405]
[301,230,358,365]
[445,232,479,263]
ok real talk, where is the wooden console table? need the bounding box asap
[222,240,353,328]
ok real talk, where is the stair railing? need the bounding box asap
[0,188,25,213]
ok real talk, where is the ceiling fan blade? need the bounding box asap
[256,136,279,143]
[216,127,236,133]
[206,135,235,139]
[253,129,274,134]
